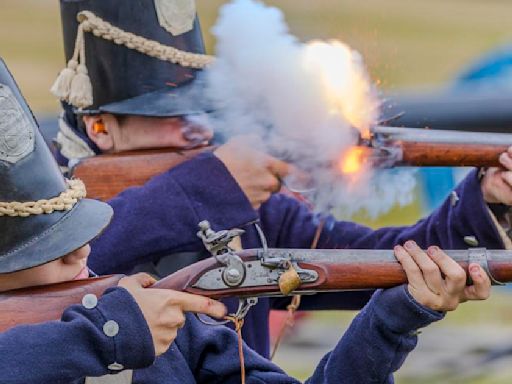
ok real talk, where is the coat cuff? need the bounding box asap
[451,169,506,249]
[91,287,155,371]
[371,286,444,334]
[487,206,512,250]
[169,152,258,231]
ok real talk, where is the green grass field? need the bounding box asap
[3,0,512,113]
[2,1,512,382]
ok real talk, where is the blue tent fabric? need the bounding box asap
[457,44,512,84]
[420,168,456,212]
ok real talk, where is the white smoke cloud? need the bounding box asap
[204,0,416,217]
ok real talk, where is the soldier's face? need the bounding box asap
[84,113,213,152]
[0,245,91,292]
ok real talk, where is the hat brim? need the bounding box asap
[0,198,113,273]
[98,81,215,117]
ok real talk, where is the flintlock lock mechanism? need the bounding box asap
[197,220,247,287]
[195,221,318,325]
[195,220,259,325]
[196,221,318,295]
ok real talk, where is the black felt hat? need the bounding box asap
[0,59,112,273]
[53,0,213,117]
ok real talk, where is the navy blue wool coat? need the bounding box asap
[88,153,506,357]
[0,284,442,383]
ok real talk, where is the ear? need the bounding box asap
[83,114,114,152]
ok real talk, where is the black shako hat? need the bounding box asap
[0,58,112,273]
[52,0,214,117]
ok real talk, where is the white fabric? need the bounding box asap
[55,115,95,161]
[85,370,133,384]
[155,0,196,36]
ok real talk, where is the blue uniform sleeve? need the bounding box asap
[261,169,504,252]
[175,287,441,384]
[88,152,257,274]
[305,286,443,384]
[0,287,155,384]
[175,314,299,384]
[267,169,504,311]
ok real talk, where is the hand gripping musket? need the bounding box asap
[71,126,512,201]
[2,221,512,332]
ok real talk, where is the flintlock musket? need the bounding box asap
[70,127,512,201]
[1,221,512,332]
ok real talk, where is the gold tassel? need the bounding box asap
[50,59,78,100]
[68,64,93,109]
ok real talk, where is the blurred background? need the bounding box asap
[2,1,512,382]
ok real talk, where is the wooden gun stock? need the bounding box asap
[0,275,124,332]
[399,142,507,167]
[2,248,512,333]
[71,127,512,202]
[71,146,211,201]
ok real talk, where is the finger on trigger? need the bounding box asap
[171,291,227,318]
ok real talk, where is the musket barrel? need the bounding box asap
[373,126,512,145]
[179,249,512,297]
[252,249,512,291]
[372,126,511,167]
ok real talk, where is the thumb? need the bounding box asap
[463,263,491,301]
[268,157,291,179]
[120,273,157,289]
